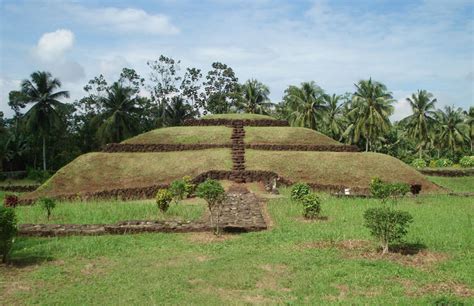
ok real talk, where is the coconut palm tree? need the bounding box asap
[96,82,140,144]
[238,79,273,114]
[322,94,344,140]
[348,79,394,152]
[436,106,468,155]
[464,107,474,152]
[163,96,197,126]
[282,81,326,130]
[21,71,69,170]
[400,90,437,158]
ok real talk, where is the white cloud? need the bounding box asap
[35,29,75,61]
[75,6,179,35]
[99,56,131,80]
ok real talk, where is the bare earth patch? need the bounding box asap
[256,264,291,292]
[185,232,239,244]
[398,278,473,298]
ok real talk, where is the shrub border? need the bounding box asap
[419,168,474,177]
[183,118,289,126]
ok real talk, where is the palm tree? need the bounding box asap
[163,96,196,126]
[238,79,273,114]
[96,82,140,144]
[282,81,326,130]
[21,71,69,171]
[436,106,468,155]
[464,107,474,152]
[400,90,437,158]
[322,94,344,140]
[348,79,394,152]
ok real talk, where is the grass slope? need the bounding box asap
[123,126,232,144]
[427,176,474,193]
[1,193,472,304]
[26,149,232,198]
[246,150,441,193]
[201,113,276,120]
[245,127,341,145]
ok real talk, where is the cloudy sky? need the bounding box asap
[0,0,473,120]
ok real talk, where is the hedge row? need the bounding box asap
[0,185,39,192]
[183,118,289,126]
[419,168,474,177]
[103,143,231,152]
[102,143,359,153]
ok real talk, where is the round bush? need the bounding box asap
[301,193,321,219]
[410,158,426,169]
[291,183,311,201]
[459,156,474,168]
[156,189,173,213]
[0,206,17,263]
[432,158,453,168]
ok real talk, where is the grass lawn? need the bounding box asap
[25,149,232,199]
[1,190,472,304]
[14,198,206,224]
[122,126,232,144]
[0,179,39,186]
[427,176,474,193]
[201,113,276,120]
[246,150,441,193]
[245,127,341,145]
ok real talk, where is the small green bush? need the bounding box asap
[410,158,426,169]
[196,179,225,235]
[301,193,321,219]
[291,183,311,201]
[169,179,187,203]
[431,158,453,168]
[370,178,410,202]
[459,156,474,168]
[27,168,51,183]
[0,206,17,263]
[364,206,413,254]
[182,175,195,195]
[37,197,56,220]
[156,189,173,213]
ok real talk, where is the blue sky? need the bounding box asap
[1,0,473,120]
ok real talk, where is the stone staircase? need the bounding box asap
[230,121,246,182]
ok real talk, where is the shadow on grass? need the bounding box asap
[390,242,427,255]
[7,238,54,268]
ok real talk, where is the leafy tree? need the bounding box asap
[20,71,70,170]
[400,90,437,158]
[163,96,197,126]
[464,107,474,152]
[237,79,273,114]
[0,206,17,263]
[322,93,345,140]
[38,197,56,220]
[96,82,141,144]
[196,179,225,235]
[282,82,326,130]
[436,106,468,155]
[201,62,240,114]
[347,79,394,152]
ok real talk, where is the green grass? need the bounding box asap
[246,150,441,193]
[123,126,232,144]
[1,192,473,304]
[0,178,39,186]
[427,176,474,193]
[24,149,232,200]
[201,113,276,120]
[245,127,341,145]
[15,198,206,224]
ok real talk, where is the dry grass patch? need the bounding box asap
[185,232,240,244]
[123,126,232,144]
[245,126,341,145]
[398,278,473,298]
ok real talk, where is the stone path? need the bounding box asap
[18,188,267,237]
[230,121,246,182]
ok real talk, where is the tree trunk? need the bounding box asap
[419,148,423,159]
[365,139,369,152]
[382,242,389,255]
[42,136,46,171]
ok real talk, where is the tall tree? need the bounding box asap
[322,93,345,140]
[282,81,326,130]
[20,71,69,170]
[96,82,140,144]
[237,79,273,114]
[400,90,437,158]
[163,96,197,126]
[201,62,240,114]
[436,106,468,155]
[348,79,394,152]
[464,107,474,152]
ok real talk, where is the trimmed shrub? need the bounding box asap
[301,193,321,219]
[37,197,56,220]
[0,206,17,263]
[156,189,173,213]
[4,194,19,208]
[410,158,426,169]
[169,179,188,203]
[196,179,225,235]
[363,206,413,254]
[291,183,311,201]
[370,178,410,201]
[459,156,474,168]
[182,175,195,196]
[431,158,453,168]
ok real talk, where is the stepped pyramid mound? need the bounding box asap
[21,114,440,203]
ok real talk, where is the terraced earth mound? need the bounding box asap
[21,113,441,203]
